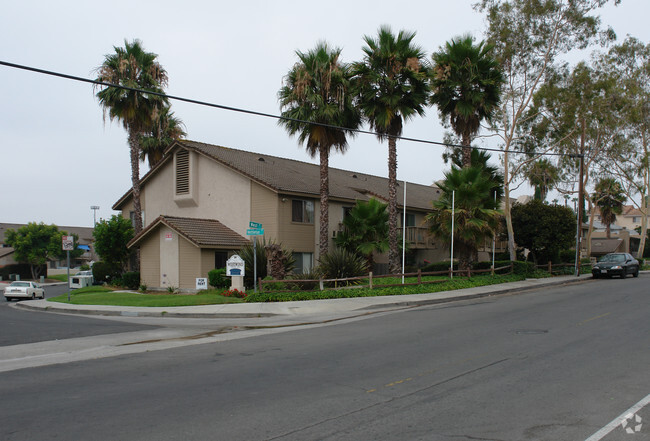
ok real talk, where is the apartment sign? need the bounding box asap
[226,254,245,277]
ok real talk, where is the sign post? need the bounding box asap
[62,236,74,301]
[247,222,264,292]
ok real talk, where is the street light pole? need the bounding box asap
[90,206,100,227]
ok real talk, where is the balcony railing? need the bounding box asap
[398,226,434,248]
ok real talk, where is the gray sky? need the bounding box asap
[1,0,647,227]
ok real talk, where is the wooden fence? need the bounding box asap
[258,264,514,293]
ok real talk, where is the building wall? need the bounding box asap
[127,151,252,237]
[277,195,316,254]
[179,236,201,289]
[251,183,280,241]
[139,230,160,288]
[160,226,179,289]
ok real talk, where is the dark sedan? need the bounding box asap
[592,252,639,278]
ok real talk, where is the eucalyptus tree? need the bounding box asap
[430,35,504,167]
[603,37,650,257]
[592,178,626,238]
[139,106,186,168]
[278,42,361,258]
[425,164,502,270]
[526,61,626,255]
[95,39,169,234]
[353,26,429,273]
[474,0,620,260]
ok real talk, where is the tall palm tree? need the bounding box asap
[353,26,429,274]
[526,158,560,202]
[95,39,168,234]
[430,35,503,167]
[425,164,502,270]
[334,198,389,269]
[278,42,361,258]
[139,105,186,168]
[592,178,626,238]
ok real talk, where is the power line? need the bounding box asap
[0,60,577,158]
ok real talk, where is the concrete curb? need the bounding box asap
[12,274,595,319]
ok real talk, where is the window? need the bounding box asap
[292,199,314,223]
[129,211,145,229]
[293,252,313,274]
[633,216,640,223]
[175,149,190,195]
[404,213,416,227]
[215,251,228,269]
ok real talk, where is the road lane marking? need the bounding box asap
[578,312,611,326]
[584,393,650,441]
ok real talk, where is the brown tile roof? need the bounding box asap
[128,215,250,249]
[185,140,441,210]
[113,140,442,211]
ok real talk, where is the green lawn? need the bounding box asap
[47,274,69,282]
[48,286,245,307]
[48,273,532,306]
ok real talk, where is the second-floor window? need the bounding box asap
[292,199,314,223]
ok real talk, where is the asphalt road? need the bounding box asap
[0,284,155,346]
[1,277,648,441]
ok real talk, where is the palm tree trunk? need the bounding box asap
[462,132,472,168]
[319,147,329,259]
[388,136,399,274]
[128,130,144,236]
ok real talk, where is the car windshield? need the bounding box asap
[600,254,625,263]
[10,282,30,287]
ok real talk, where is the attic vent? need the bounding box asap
[352,174,357,178]
[258,157,265,162]
[176,149,190,195]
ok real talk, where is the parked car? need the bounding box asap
[3,281,45,301]
[592,253,639,279]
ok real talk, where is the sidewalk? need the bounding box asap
[11,274,594,320]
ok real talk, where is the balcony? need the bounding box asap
[399,226,435,249]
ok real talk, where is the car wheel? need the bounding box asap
[31,293,35,300]
[5,297,11,302]
[633,268,639,278]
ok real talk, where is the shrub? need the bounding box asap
[317,249,368,282]
[221,288,247,299]
[121,271,140,290]
[261,275,288,291]
[512,261,535,276]
[239,238,295,288]
[208,268,229,288]
[286,270,321,291]
[422,261,458,273]
[139,284,148,293]
[80,264,91,271]
[92,261,121,284]
[472,260,513,274]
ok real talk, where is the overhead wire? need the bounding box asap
[0,60,579,158]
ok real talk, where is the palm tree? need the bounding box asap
[430,35,503,167]
[526,158,560,202]
[425,165,502,270]
[139,105,186,168]
[334,198,389,269]
[278,42,361,258]
[94,39,168,234]
[353,26,429,274]
[592,178,626,238]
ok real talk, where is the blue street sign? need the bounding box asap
[246,228,264,236]
[249,221,262,229]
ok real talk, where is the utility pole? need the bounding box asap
[90,205,100,227]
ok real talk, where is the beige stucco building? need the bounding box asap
[114,140,447,290]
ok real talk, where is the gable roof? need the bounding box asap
[113,140,442,211]
[128,215,250,249]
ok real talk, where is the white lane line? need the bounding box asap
[585,393,650,441]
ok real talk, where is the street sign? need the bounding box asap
[246,228,264,236]
[249,221,262,229]
[62,235,74,251]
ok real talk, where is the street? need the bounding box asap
[0,277,648,440]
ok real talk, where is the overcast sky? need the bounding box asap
[1,0,648,228]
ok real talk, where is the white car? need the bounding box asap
[4,281,45,301]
